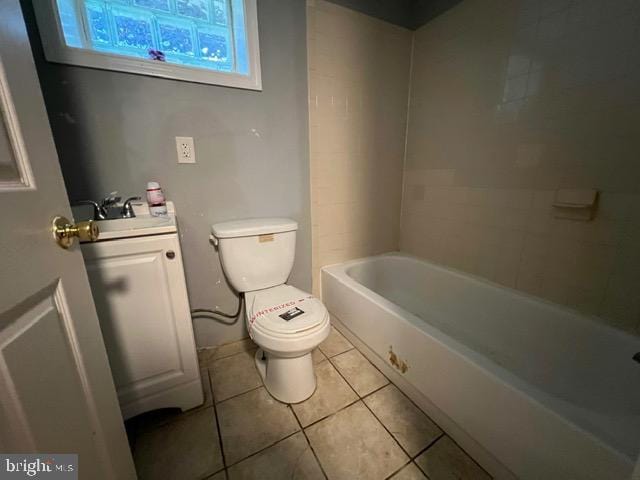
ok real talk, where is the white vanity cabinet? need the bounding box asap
[81,223,203,420]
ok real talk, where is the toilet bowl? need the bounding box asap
[246,284,330,403]
[210,217,330,403]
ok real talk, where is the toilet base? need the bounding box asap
[255,349,316,403]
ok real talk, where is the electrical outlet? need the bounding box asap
[175,136,196,164]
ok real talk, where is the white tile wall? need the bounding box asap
[401,0,640,335]
[308,0,412,294]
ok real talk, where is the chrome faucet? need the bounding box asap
[73,200,108,221]
[100,194,121,211]
[121,196,142,218]
[74,194,141,220]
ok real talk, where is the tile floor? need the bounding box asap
[126,326,492,480]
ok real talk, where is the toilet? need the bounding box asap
[210,218,330,403]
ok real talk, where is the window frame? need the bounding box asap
[33,0,262,90]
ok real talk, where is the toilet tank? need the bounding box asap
[211,218,298,292]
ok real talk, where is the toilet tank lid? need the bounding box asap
[211,217,298,238]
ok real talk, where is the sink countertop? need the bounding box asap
[72,201,177,241]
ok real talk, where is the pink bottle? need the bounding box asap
[146,181,168,217]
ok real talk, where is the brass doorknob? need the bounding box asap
[53,216,100,249]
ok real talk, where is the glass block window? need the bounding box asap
[53,0,250,76]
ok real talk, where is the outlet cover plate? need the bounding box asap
[175,136,196,164]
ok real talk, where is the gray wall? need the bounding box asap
[21,0,311,347]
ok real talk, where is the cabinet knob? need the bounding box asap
[166,250,175,259]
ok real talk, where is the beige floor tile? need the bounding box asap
[291,361,357,427]
[199,338,257,367]
[206,470,227,480]
[364,384,442,457]
[198,346,219,368]
[318,326,353,357]
[306,401,409,480]
[217,387,300,465]
[133,407,223,480]
[215,338,257,358]
[331,349,388,396]
[415,436,490,480]
[227,432,324,480]
[391,463,427,479]
[210,349,262,402]
[312,348,326,364]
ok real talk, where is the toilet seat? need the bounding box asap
[245,285,330,356]
[246,285,327,336]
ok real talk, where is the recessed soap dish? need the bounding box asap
[551,189,598,221]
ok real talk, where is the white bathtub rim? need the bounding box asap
[324,251,639,345]
[321,256,637,463]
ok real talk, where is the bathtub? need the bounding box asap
[321,253,640,480]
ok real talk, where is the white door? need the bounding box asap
[0,1,136,478]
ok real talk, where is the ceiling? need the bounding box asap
[325,0,463,30]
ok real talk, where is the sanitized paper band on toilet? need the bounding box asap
[248,295,313,336]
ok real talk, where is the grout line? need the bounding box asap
[383,459,413,480]
[200,345,258,368]
[290,405,329,479]
[325,345,372,402]
[359,395,413,460]
[325,349,365,401]
[209,369,229,470]
[318,344,354,359]
[360,381,391,400]
[331,348,392,398]
[299,396,361,430]
[430,431,493,478]
[213,383,263,405]
[411,432,445,461]
[208,467,226,480]
[325,351,368,399]
[384,382,445,438]
[224,430,301,469]
[198,339,257,364]
[326,356,364,395]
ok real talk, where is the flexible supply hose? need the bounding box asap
[191,293,244,325]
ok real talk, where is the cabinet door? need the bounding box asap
[81,234,200,416]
